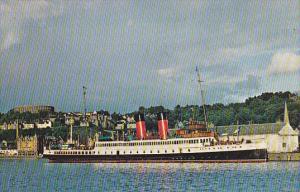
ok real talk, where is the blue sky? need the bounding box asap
[0,1,299,113]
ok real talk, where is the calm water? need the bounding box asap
[0,159,299,192]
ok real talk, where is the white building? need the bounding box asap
[36,120,52,129]
[218,103,299,153]
[23,123,35,129]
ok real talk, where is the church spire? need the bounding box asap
[284,102,290,125]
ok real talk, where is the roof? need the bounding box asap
[212,123,284,135]
[278,124,298,136]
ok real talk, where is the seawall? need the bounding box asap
[269,152,300,161]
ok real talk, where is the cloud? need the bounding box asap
[0,1,64,52]
[157,67,178,78]
[267,52,300,74]
[0,31,19,51]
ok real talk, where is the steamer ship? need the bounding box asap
[43,68,267,163]
[43,112,268,163]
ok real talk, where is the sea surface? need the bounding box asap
[0,159,299,192]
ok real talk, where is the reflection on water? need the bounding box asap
[0,159,299,192]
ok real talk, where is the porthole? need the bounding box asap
[143,151,145,153]
[150,150,152,153]
[165,150,167,153]
[188,149,190,152]
[157,150,160,153]
[137,151,139,154]
[130,151,132,154]
[172,150,175,153]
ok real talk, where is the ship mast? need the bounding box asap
[83,86,88,146]
[83,86,87,121]
[196,66,208,129]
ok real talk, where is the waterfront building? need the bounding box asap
[216,103,299,153]
[17,135,38,156]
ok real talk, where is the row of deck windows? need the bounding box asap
[53,145,242,156]
[54,151,95,155]
[96,138,212,147]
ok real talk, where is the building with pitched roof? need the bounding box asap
[216,102,299,153]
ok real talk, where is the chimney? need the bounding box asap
[134,113,147,140]
[157,112,168,140]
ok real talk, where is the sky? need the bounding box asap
[0,1,299,113]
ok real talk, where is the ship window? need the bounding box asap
[105,151,107,154]
[172,150,175,153]
[150,150,152,153]
[111,151,113,154]
[165,150,167,153]
[157,150,160,153]
[282,143,286,148]
[137,151,138,154]
[143,151,145,153]
[89,151,91,155]
[188,149,190,152]
[130,151,132,154]
[124,151,125,154]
